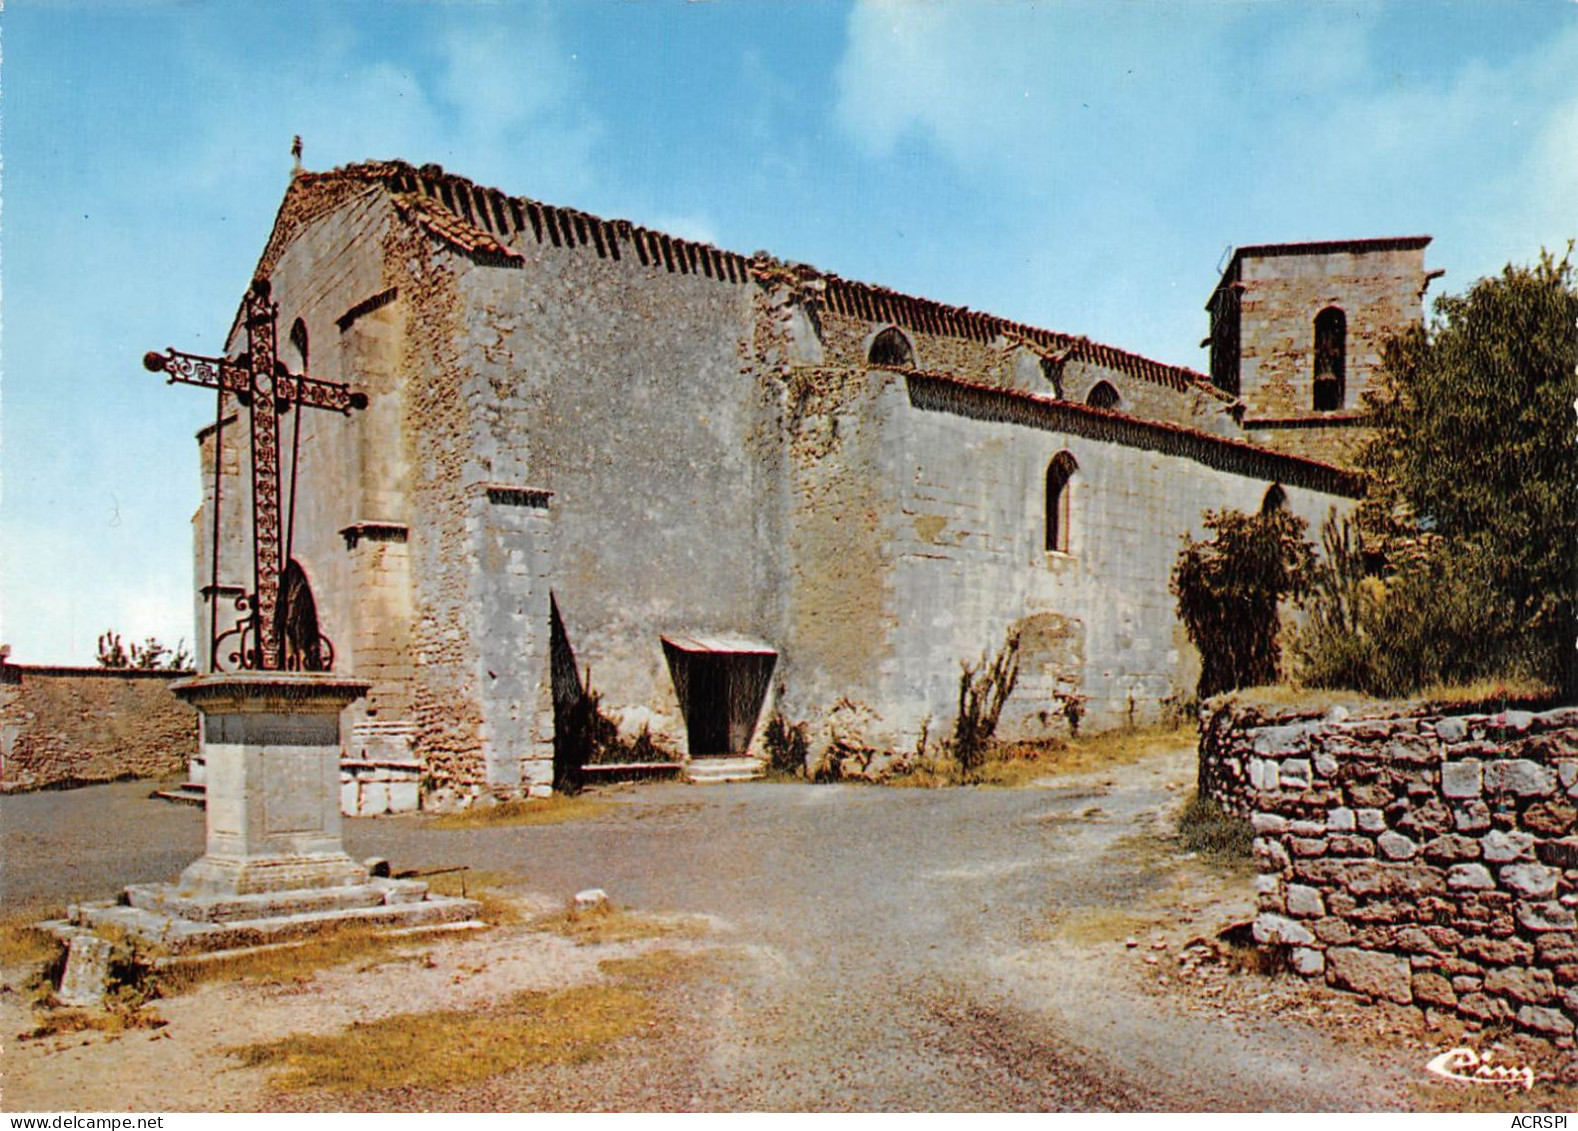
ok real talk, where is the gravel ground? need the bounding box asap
[1,744,1450,1111]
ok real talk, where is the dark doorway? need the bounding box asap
[661,636,777,757]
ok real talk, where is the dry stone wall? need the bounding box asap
[0,664,197,792]
[1202,698,1578,1041]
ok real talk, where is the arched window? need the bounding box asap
[1312,307,1346,411]
[289,317,309,370]
[1045,451,1078,554]
[1261,483,1287,514]
[280,559,330,671]
[867,326,915,368]
[1086,380,1121,410]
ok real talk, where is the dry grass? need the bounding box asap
[20,1005,167,1040]
[1175,791,1254,875]
[531,902,706,948]
[890,723,1193,789]
[1223,678,1558,716]
[424,794,612,830]
[157,925,426,996]
[231,947,716,1094]
[0,907,67,969]
[420,868,527,925]
[1045,907,1159,945]
[231,981,655,1092]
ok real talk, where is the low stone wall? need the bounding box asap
[0,664,198,792]
[1201,697,1578,1041]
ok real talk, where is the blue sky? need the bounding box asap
[2,1,1575,663]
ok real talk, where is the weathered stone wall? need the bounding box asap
[769,372,1356,747]
[0,664,198,792]
[1204,698,1578,1041]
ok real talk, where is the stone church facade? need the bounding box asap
[192,160,1434,808]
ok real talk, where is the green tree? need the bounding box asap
[1358,249,1578,697]
[1171,508,1314,699]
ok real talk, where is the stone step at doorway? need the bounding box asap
[152,781,206,806]
[686,756,766,784]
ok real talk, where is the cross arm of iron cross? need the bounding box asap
[141,277,368,672]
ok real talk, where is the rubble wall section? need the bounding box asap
[0,665,197,792]
[1204,699,1578,1041]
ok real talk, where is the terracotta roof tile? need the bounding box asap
[300,160,1230,399]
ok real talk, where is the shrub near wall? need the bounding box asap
[0,664,198,792]
[1202,697,1578,1042]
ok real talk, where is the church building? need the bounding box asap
[190,160,1434,809]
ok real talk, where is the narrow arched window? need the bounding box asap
[1045,451,1078,554]
[1086,380,1121,410]
[1313,307,1345,411]
[868,326,915,368]
[289,318,309,370]
[1261,483,1287,514]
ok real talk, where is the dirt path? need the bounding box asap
[0,738,1534,1111]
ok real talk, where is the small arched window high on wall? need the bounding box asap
[1312,306,1346,411]
[1045,451,1078,554]
[1086,380,1121,410]
[1261,483,1287,514]
[289,317,309,370]
[868,326,915,368]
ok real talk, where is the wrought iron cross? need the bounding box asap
[143,278,367,672]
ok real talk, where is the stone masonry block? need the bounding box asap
[1290,947,1325,977]
[1327,807,1356,831]
[1326,947,1413,1004]
[1411,971,1457,1008]
[1251,812,1287,834]
[1483,829,1536,862]
[1448,863,1495,890]
[1485,965,1557,1004]
[1377,832,1418,860]
[1255,913,1316,947]
[1356,808,1386,832]
[1286,884,1325,918]
[1422,834,1480,861]
[1500,862,1557,898]
[1518,1005,1575,1036]
[1441,760,1483,799]
[1249,757,1280,792]
[1435,717,1469,743]
[1484,759,1556,797]
[1517,901,1578,933]
[1281,759,1312,788]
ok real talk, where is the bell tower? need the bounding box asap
[1205,236,1438,464]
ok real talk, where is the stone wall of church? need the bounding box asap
[778,376,1357,749]
[0,664,197,792]
[444,215,789,770]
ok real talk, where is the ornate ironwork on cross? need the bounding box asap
[143,278,367,673]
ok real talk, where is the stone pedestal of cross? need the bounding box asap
[48,278,478,992]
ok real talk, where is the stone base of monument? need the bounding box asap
[55,876,482,957]
[40,671,485,1005]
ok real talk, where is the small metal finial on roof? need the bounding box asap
[291,135,304,174]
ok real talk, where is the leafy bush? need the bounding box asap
[1171,509,1314,699]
